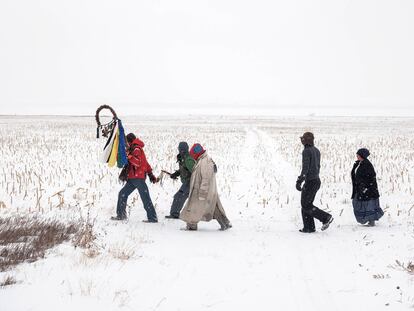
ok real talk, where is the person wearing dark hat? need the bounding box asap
[296,132,333,233]
[351,148,384,226]
[179,143,232,231]
[111,133,159,222]
[165,142,196,219]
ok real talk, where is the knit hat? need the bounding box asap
[356,148,370,159]
[300,132,314,146]
[190,143,205,160]
[178,142,189,154]
[126,133,136,144]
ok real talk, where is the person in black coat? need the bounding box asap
[351,148,384,226]
[296,132,333,233]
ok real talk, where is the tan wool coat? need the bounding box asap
[180,153,226,224]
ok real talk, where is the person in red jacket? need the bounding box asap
[112,133,158,222]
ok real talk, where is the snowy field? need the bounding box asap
[0,115,413,311]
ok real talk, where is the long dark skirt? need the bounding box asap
[352,198,384,224]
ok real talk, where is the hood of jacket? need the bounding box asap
[130,138,145,149]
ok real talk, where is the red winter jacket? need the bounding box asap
[127,138,153,179]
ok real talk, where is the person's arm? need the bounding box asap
[128,148,142,168]
[299,148,311,180]
[141,151,152,174]
[170,170,180,179]
[185,157,196,173]
[296,149,310,191]
[366,163,376,182]
[359,162,376,193]
[142,151,159,183]
[169,154,182,179]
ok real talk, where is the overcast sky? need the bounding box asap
[0,0,413,116]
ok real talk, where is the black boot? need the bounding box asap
[299,228,316,233]
[142,219,158,223]
[219,222,233,231]
[165,215,179,219]
[321,215,334,231]
[185,223,197,231]
[111,215,126,221]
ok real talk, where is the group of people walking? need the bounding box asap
[111,131,384,232]
[295,132,383,233]
[111,133,232,231]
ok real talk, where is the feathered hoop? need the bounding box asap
[95,105,118,138]
[95,105,128,169]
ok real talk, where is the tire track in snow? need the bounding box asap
[256,129,297,190]
[231,128,309,309]
[234,127,260,202]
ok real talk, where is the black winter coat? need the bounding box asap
[351,159,380,201]
[300,145,321,181]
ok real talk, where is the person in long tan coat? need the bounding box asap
[180,143,232,231]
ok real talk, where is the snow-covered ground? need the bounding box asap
[0,115,413,310]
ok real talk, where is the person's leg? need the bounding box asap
[365,198,384,222]
[134,179,158,222]
[352,198,368,224]
[116,181,137,219]
[300,207,315,232]
[303,179,331,224]
[186,223,198,230]
[311,206,332,224]
[300,182,316,232]
[214,206,227,230]
[214,199,231,230]
[169,182,190,217]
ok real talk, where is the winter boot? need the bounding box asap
[219,222,233,231]
[299,228,316,233]
[111,216,126,221]
[165,215,179,219]
[142,219,158,223]
[184,223,198,231]
[367,220,375,227]
[321,215,334,231]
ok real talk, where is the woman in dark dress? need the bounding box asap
[351,148,384,226]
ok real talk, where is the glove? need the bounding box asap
[176,154,182,163]
[170,171,180,180]
[296,176,304,191]
[148,172,159,184]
